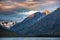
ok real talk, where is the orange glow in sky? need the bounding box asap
[0,0,59,12]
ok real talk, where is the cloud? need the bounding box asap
[0,0,60,12]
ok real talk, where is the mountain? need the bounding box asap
[9,7,60,36]
[17,12,46,27]
[9,12,46,36]
[28,7,60,36]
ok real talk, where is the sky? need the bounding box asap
[0,0,60,12]
[0,0,60,23]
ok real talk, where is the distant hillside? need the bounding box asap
[0,25,20,37]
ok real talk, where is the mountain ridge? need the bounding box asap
[9,11,46,36]
[1,7,60,36]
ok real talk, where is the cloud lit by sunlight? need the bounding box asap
[0,0,60,12]
[18,11,37,15]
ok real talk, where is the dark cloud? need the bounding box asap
[0,0,60,12]
[0,0,3,1]
[0,6,30,14]
[12,7,30,12]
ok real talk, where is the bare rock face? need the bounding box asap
[44,10,50,15]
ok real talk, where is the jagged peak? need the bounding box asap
[28,12,41,18]
[28,13,35,18]
[44,10,50,15]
